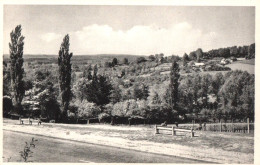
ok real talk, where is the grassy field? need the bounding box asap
[226,60,255,74]
[238,59,255,65]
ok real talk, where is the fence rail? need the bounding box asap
[177,118,253,134]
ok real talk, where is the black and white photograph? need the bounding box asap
[1,0,258,164]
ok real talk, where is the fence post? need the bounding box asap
[247,118,250,134]
[191,129,194,138]
[232,119,234,132]
[155,125,159,134]
[220,121,222,132]
[192,120,194,130]
[172,126,174,136]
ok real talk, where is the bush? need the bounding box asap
[76,100,101,119]
[3,96,13,117]
[205,64,231,71]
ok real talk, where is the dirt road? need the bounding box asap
[3,130,211,163]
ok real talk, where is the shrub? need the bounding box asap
[77,100,101,119]
[3,96,13,117]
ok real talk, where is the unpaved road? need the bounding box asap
[3,130,212,163]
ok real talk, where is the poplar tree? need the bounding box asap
[58,34,73,121]
[9,25,25,114]
[169,60,180,113]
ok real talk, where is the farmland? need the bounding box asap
[226,59,255,74]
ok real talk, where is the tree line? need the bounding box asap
[186,43,255,62]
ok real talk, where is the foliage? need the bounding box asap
[72,78,89,102]
[3,30,255,124]
[136,57,146,64]
[112,58,118,66]
[148,55,155,61]
[132,83,149,100]
[20,138,37,162]
[123,58,129,64]
[83,65,92,80]
[58,34,73,120]
[37,86,60,120]
[169,60,180,113]
[182,53,189,66]
[9,25,25,114]
[75,100,101,119]
[219,71,254,120]
[247,43,255,59]
[3,96,13,117]
[110,84,122,104]
[3,61,11,96]
[195,48,203,62]
[85,68,113,106]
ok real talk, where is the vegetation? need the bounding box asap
[9,25,25,115]
[3,25,255,124]
[20,138,37,162]
[58,34,73,121]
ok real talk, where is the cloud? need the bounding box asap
[40,32,62,42]
[69,22,218,55]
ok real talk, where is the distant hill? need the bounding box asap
[3,54,146,65]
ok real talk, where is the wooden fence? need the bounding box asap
[178,118,254,134]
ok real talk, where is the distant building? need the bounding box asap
[194,62,205,66]
[220,58,230,65]
[192,63,205,69]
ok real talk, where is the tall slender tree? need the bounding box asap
[58,34,73,121]
[169,60,180,114]
[9,25,25,114]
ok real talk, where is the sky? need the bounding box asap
[3,5,255,56]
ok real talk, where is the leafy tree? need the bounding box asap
[169,60,180,114]
[123,58,129,64]
[111,101,130,117]
[132,84,142,100]
[159,53,164,63]
[132,83,149,100]
[219,71,254,120]
[104,62,112,68]
[72,78,88,102]
[23,79,33,91]
[110,85,122,104]
[120,69,126,78]
[93,64,98,78]
[58,34,73,121]
[189,51,196,60]
[182,53,189,66]
[86,74,112,106]
[211,72,224,102]
[3,96,13,117]
[230,46,238,56]
[83,65,92,80]
[247,43,255,59]
[239,83,254,120]
[9,25,25,114]
[195,48,203,62]
[136,57,146,64]
[38,84,60,120]
[178,75,194,114]
[148,55,155,61]
[76,100,101,119]
[199,74,212,108]
[112,58,118,66]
